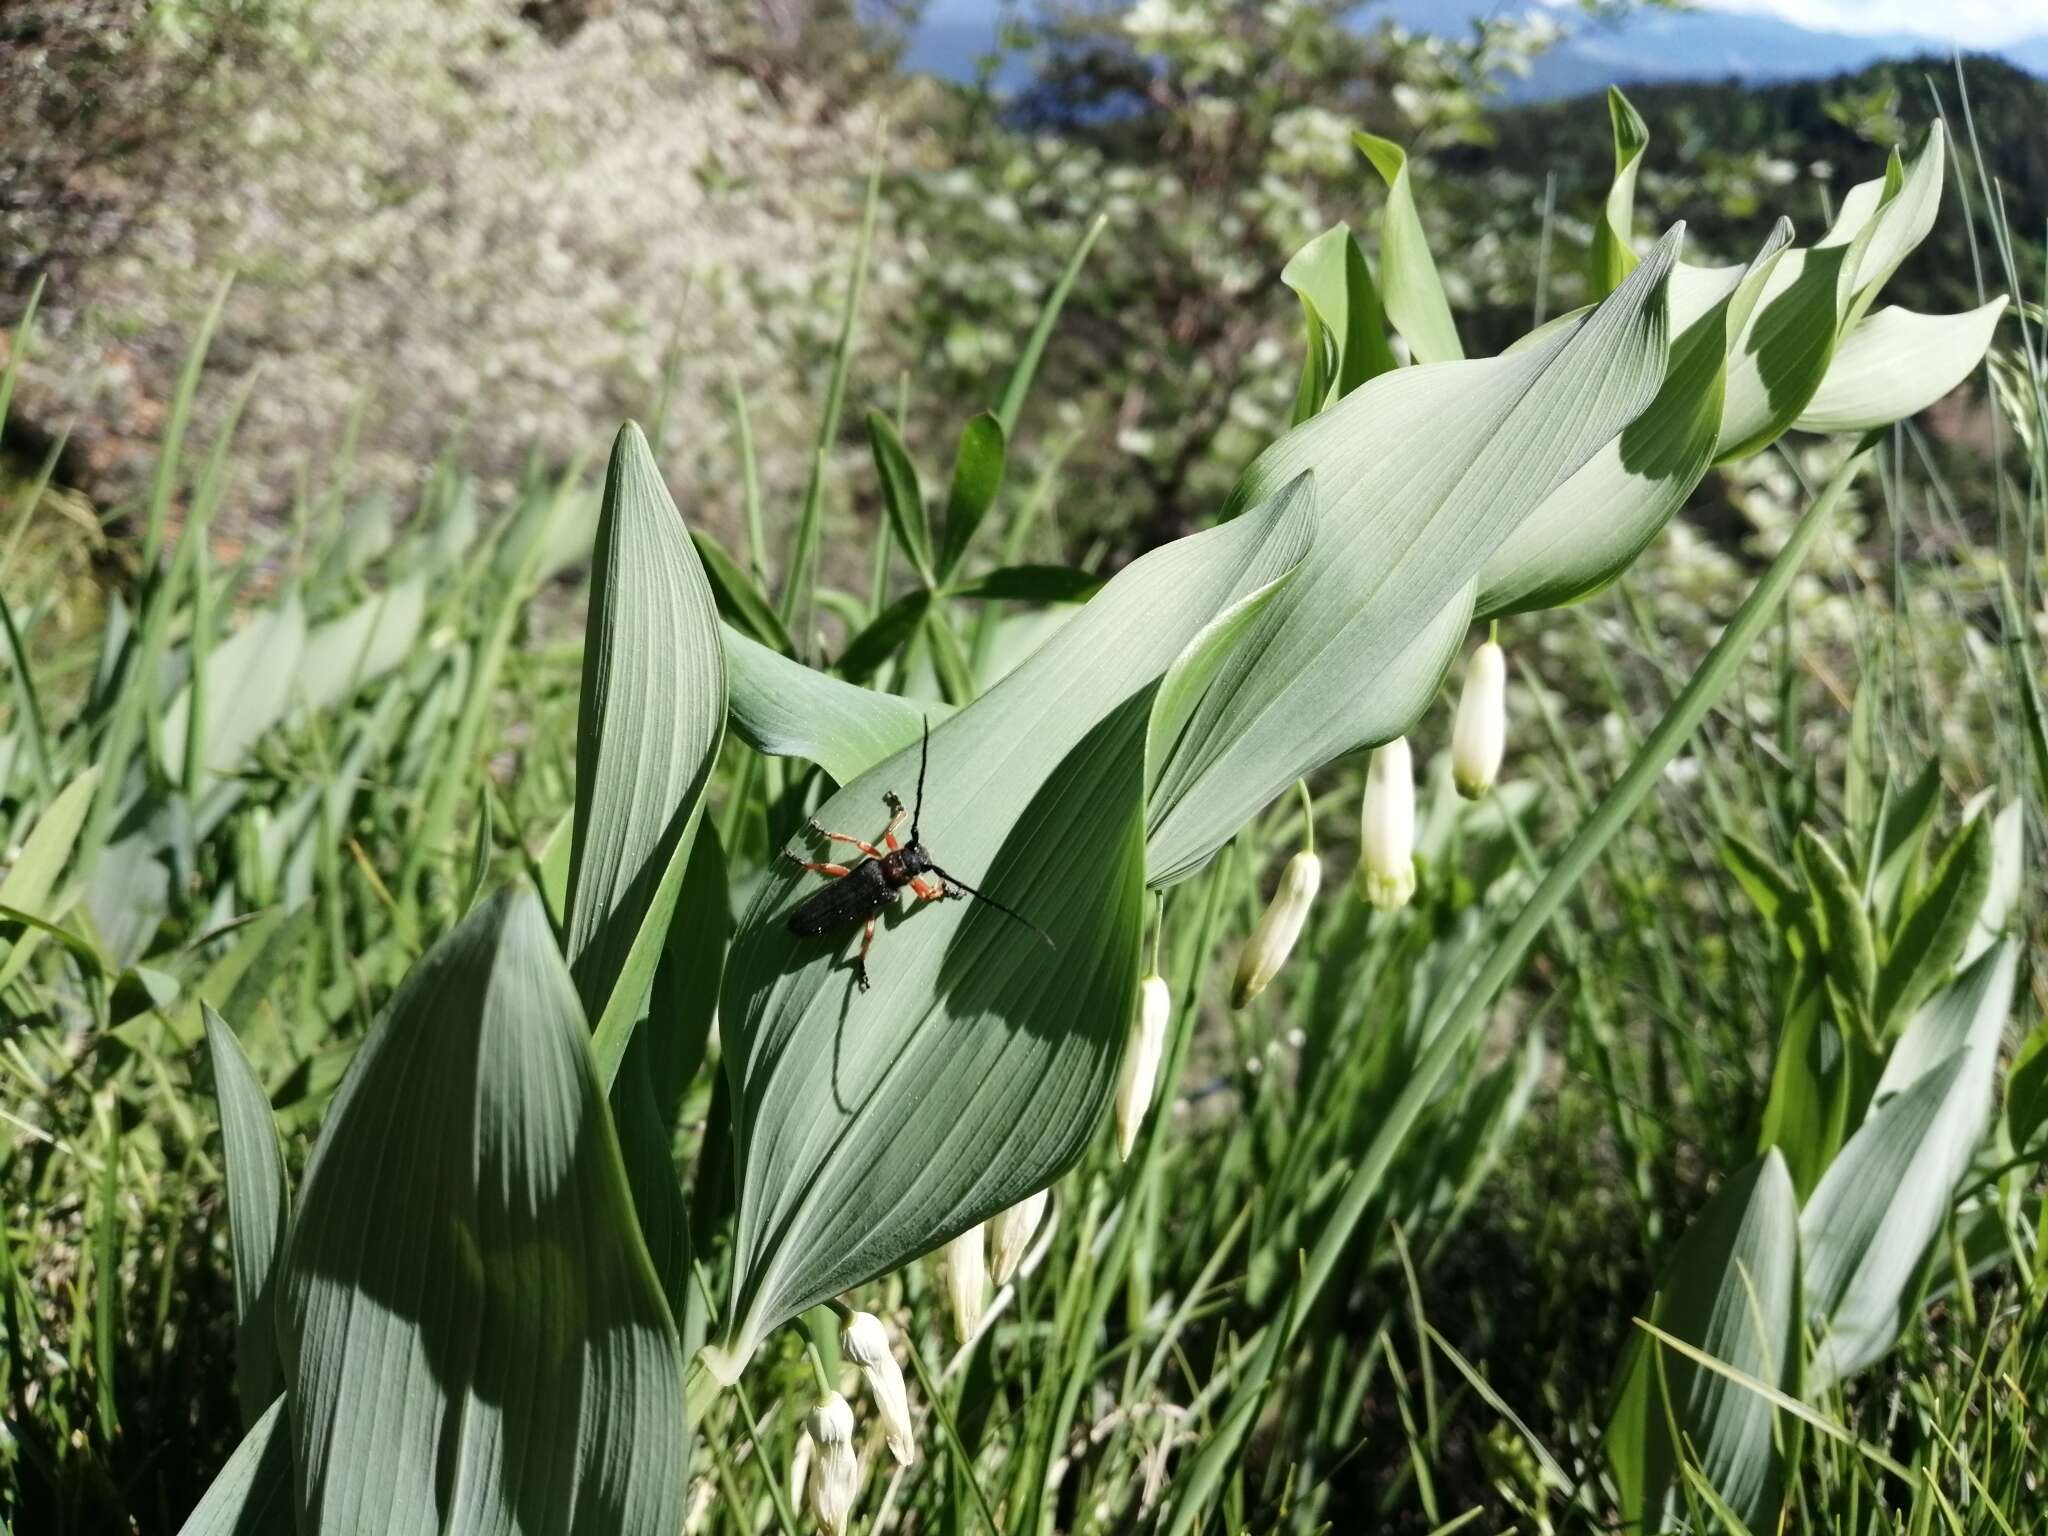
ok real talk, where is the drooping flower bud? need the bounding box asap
[1115,974,1172,1160]
[803,1392,858,1536]
[787,1427,814,1512]
[1231,850,1321,1008]
[1452,640,1507,800]
[989,1189,1048,1287]
[1357,736,1417,911]
[840,1311,915,1466]
[941,1226,988,1342]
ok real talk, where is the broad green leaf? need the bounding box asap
[1280,225,1397,410]
[1792,300,2007,434]
[204,1004,289,1429]
[1478,222,1788,617]
[944,565,1103,604]
[1605,1150,1800,1532]
[279,885,684,1535]
[705,482,1313,1378]
[0,764,100,988]
[566,423,726,1090]
[160,593,308,788]
[1874,812,1991,1030]
[1801,941,2015,1387]
[1589,86,1650,298]
[175,1395,292,1536]
[937,412,1007,579]
[836,589,933,684]
[1352,133,1463,362]
[296,577,427,715]
[691,528,794,654]
[867,410,935,585]
[1144,232,1678,884]
[724,627,944,785]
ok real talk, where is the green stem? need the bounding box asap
[1295,777,1315,856]
[1162,434,1879,1527]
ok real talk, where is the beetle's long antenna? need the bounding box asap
[928,865,1056,949]
[912,715,930,843]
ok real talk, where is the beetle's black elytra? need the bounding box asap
[783,720,1053,991]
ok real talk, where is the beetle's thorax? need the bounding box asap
[879,842,933,887]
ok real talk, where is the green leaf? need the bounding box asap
[2007,1016,2048,1155]
[691,529,795,655]
[1280,225,1397,409]
[296,577,428,715]
[1143,231,1678,884]
[1589,86,1650,299]
[867,410,935,586]
[1874,811,1992,1031]
[1960,800,2023,967]
[279,885,685,1535]
[160,594,308,789]
[997,213,1106,438]
[1714,126,1955,463]
[937,412,1007,579]
[704,479,1314,1379]
[203,1004,290,1429]
[1870,757,1942,925]
[175,1395,292,1536]
[0,764,100,988]
[835,589,933,684]
[1801,941,2016,1387]
[1720,832,1803,947]
[1758,978,1850,1201]
[1478,222,1790,617]
[1794,825,1876,1032]
[1792,300,2007,434]
[566,423,727,1091]
[944,564,1103,604]
[724,626,943,786]
[1352,133,1463,363]
[1605,1151,1801,1532]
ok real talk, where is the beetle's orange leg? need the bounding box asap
[807,808,905,861]
[851,918,877,992]
[783,852,853,878]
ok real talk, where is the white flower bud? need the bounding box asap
[1115,974,1172,1160]
[840,1311,915,1466]
[1358,736,1417,911]
[941,1226,988,1342]
[803,1392,858,1536]
[1231,850,1321,1008]
[1452,640,1507,799]
[989,1189,1048,1287]
[787,1427,813,1512]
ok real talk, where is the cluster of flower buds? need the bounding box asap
[1115,973,1172,1159]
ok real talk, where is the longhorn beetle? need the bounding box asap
[784,720,1055,991]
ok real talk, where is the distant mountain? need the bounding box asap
[898,0,2048,98]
